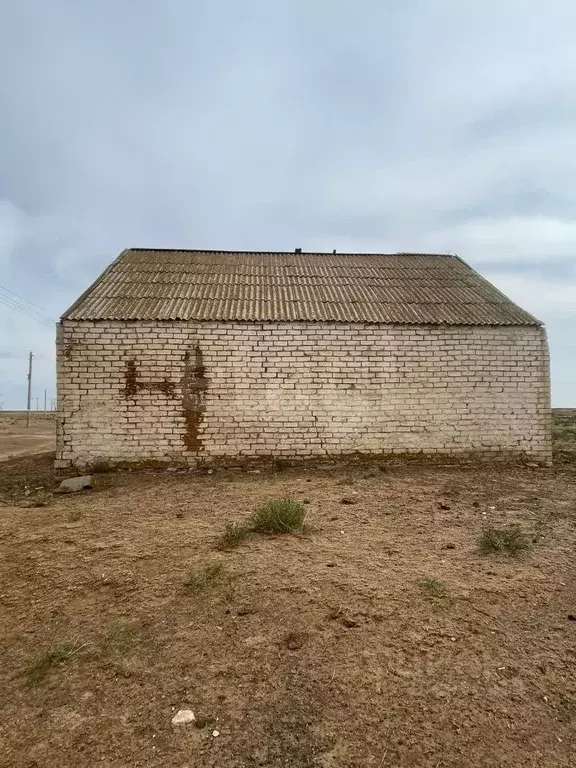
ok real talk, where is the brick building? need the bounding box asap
[56,249,551,468]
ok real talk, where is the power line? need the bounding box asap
[0,288,54,323]
[0,295,55,326]
[0,291,53,319]
[0,295,53,323]
[0,283,55,326]
[0,283,55,318]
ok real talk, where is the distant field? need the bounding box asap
[552,409,576,462]
[0,411,56,461]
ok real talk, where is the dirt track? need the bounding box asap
[0,411,55,461]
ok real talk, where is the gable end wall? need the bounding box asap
[56,321,551,467]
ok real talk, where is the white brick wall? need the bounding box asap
[55,321,552,467]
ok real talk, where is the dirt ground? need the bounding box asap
[0,414,575,767]
[0,411,55,462]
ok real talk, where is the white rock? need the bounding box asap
[172,709,195,726]
[57,475,93,493]
[212,730,220,737]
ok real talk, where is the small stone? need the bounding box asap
[568,615,576,621]
[175,512,183,519]
[340,497,357,505]
[212,730,220,737]
[341,616,359,628]
[56,476,93,494]
[445,543,456,550]
[438,502,451,510]
[172,709,195,726]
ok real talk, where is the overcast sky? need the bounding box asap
[1,0,575,409]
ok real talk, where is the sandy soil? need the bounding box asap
[0,420,575,767]
[0,411,55,461]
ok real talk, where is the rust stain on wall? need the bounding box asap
[182,344,208,451]
[124,359,139,397]
[64,340,79,360]
[123,359,176,399]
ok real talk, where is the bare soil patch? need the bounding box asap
[0,415,575,767]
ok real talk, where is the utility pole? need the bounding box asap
[26,352,33,428]
[44,389,47,412]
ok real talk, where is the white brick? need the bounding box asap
[55,321,552,467]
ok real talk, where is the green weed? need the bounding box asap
[24,641,85,686]
[216,522,250,550]
[419,578,448,598]
[250,499,306,534]
[478,524,530,556]
[185,562,226,592]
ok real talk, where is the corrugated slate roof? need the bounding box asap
[61,249,541,326]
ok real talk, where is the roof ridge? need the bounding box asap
[126,248,456,258]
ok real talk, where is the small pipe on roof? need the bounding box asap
[295,247,302,254]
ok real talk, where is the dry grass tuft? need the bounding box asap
[216,522,250,550]
[24,640,86,687]
[185,562,226,591]
[478,524,530,556]
[250,499,306,534]
[419,578,448,598]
